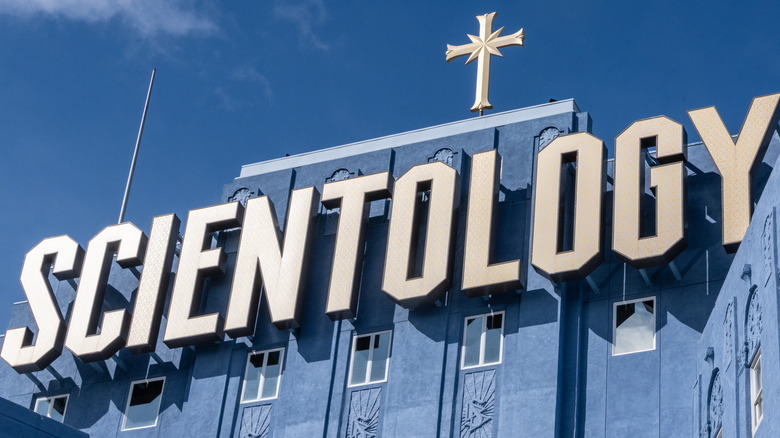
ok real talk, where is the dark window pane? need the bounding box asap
[356,335,371,351]
[130,380,164,406]
[249,352,265,368]
[616,303,635,328]
[51,397,66,422]
[266,350,280,367]
[487,314,503,330]
[125,380,164,430]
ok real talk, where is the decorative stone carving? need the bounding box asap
[708,371,723,437]
[327,168,352,183]
[229,187,256,206]
[704,347,714,364]
[763,213,773,286]
[746,285,762,359]
[323,169,353,236]
[347,387,381,438]
[461,370,496,438]
[539,127,560,150]
[741,264,752,283]
[430,148,454,167]
[723,301,734,370]
[239,404,271,438]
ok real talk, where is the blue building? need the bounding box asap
[0,98,778,437]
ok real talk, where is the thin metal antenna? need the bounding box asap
[118,68,156,224]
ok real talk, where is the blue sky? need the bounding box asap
[1,0,780,330]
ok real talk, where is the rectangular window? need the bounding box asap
[122,377,165,431]
[241,348,284,403]
[348,331,392,387]
[33,394,68,423]
[461,312,504,369]
[751,349,763,433]
[613,297,655,356]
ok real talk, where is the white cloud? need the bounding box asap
[0,0,217,38]
[231,67,273,103]
[274,0,329,51]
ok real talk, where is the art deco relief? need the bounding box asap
[229,187,256,206]
[323,169,353,236]
[723,301,734,370]
[239,404,271,438]
[430,148,455,167]
[347,388,381,438]
[708,370,723,437]
[763,213,774,286]
[538,127,560,150]
[461,370,496,438]
[746,285,762,360]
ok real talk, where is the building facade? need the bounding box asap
[0,98,778,437]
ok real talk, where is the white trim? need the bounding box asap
[121,376,166,431]
[347,330,393,388]
[240,347,285,403]
[33,394,69,422]
[460,311,505,370]
[612,296,656,356]
[239,100,580,177]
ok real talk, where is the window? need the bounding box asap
[751,349,763,433]
[33,394,68,422]
[613,297,655,356]
[241,348,284,403]
[348,331,392,387]
[461,312,504,369]
[122,377,165,431]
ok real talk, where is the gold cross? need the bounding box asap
[446,12,524,114]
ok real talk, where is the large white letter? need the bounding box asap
[224,187,319,335]
[462,149,522,296]
[382,161,460,307]
[613,117,687,268]
[689,93,780,252]
[1,236,83,372]
[65,223,147,361]
[126,214,180,353]
[531,132,606,282]
[164,202,243,348]
[321,173,392,320]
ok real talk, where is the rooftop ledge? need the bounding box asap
[239,99,580,178]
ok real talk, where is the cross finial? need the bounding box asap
[446,12,524,114]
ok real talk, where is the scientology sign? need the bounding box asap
[2,93,779,374]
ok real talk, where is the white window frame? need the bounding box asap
[240,347,285,403]
[612,296,656,356]
[460,311,505,370]
[33,394,69,422]
[751,348,763,434]
[121,376,165,431]
[347,330,392,388]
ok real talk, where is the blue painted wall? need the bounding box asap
[0,100,777,437]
